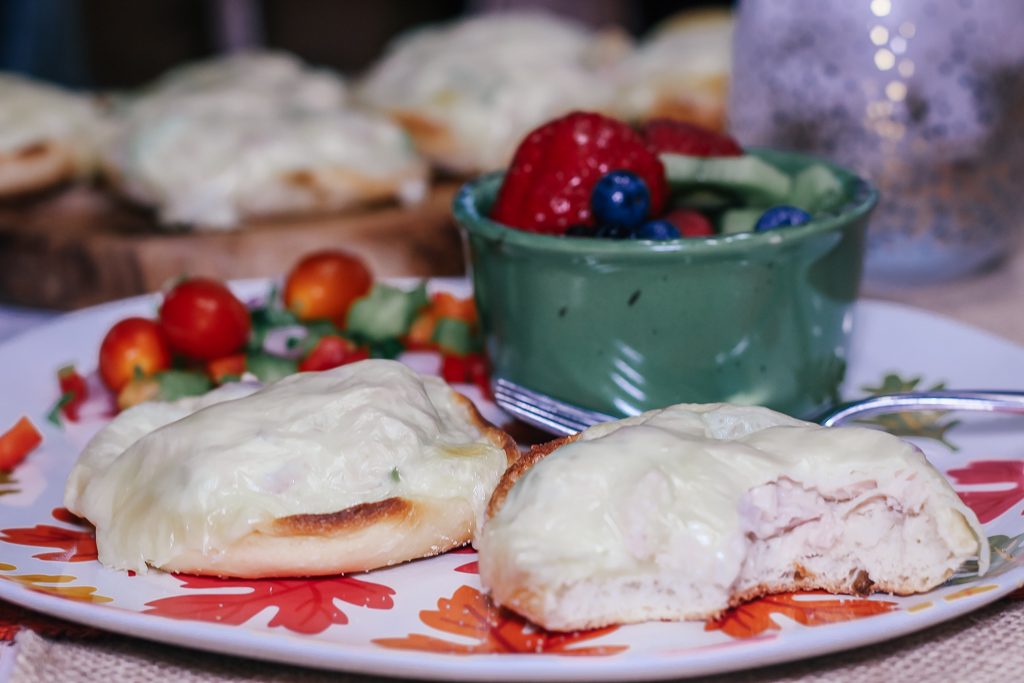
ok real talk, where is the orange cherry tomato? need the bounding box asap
[159,278,251,361]
[98,317,172,391]
[283,250,372,324]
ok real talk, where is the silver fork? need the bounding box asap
[492,377,1024,435]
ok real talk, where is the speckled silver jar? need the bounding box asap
[729,0,1024,284]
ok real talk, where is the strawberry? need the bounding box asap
[491,112,667,234]
[642,119,743,157]
[664,209,715,237]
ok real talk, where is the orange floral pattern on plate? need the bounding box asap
[373,584,627,655]
[705,592,898,639]
[0,570,111,604]
[0,507,97,562]
[143,574,395,635]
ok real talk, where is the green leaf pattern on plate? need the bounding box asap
[857,373,960,450]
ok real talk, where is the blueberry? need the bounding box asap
[591,171,650,229]
[754,205,813,232]
[636,219,681,240]
[565,224,597,237]
[594,223,635,239]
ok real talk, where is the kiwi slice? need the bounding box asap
[719,208,766,235]
[662,154,793,206]
[790,164,844,214]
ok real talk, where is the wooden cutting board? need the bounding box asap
[0,183,464,310]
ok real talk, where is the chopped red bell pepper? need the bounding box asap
[441,352,491,398]
[299,335,370,372]
[56,365,88,421]
[0,417,43,472]
[206,353,247,384]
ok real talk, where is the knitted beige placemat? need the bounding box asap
[11,597,1024,683]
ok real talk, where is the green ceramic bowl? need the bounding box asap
[454,149,878,419]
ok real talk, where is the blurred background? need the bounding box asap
[1,0,1022,347]
[0,0,726,88]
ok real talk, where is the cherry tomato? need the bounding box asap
[298,335,370,372]
[283,250,372,324]
[159,278,251,361]
[98,318,172,391]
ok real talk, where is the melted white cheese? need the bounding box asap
[64,361,508,572]
[123,51,348,121]
[611,15,732,120]
[358,13,623,172]
[103,50,424,228]
[0,74,107,171]
[480,404,986,592]
[106,108,426,228]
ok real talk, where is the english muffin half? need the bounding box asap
[610,8,733,132]
[479,403,987,632]
[357,12,626,175]
[0,74,106,199]
[65,360,516,577]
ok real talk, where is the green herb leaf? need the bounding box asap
[431,318,478,356]
[246,352,298,384]
[370,338,406,360]
[45,391,75,427]
[156,370,213,401]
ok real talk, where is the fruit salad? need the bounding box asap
[491,112,846,239]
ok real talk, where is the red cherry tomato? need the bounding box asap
[299,333,370,370]
[298,335,369,372]
[159,278,251,361]
[98,318,172,391]
[283,250,372,324]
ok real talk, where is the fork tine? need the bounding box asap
[492,378,614,435]
[815,390,1024,427]
[494,380,1024,436]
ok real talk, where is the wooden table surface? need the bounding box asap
[0,184,463,310]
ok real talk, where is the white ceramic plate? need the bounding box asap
[1,279,1022,681]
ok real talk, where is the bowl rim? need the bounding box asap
[453,148,879,256]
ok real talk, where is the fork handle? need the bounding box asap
[816,391,1024,427]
